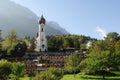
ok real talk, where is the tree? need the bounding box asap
[1,29,27,57]
[6,29,17,47]
[11,41,27,57]
[65,53,80,76]
[0,60,12,80]
[80,36,120,76]
[80,50,110,75]
[28,37,36,51]
[2,29,18,55]
[105,32,119,41]
[63,38,69,48]
[80,44,86,50]
[0,42,1,56]
[115,40,120,53]
[47,34,96,50]
[111,40,120,68]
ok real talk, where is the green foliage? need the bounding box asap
[1,29,18,55]
[115,40,120,53]
[29,37,36,51]
[80,44,86,50]
[22,36,34,52]
[65,53,80,74]
[10,62,25,80]
[9,74,18,80]
[2,38,16,51]
[47,34,96,50]
[11,41,27,57]
[5,29,17,47]
[35,67,63,80]
[80,51,110,74]
[105,32,119,41]
[1,29,27,57]
[47,35,64,48]
[0,60,12,80]
[89,40,109,53]
[81,40,113,74]
[109,40,120,68]
[19,76,30,80]
[80,32,120,75]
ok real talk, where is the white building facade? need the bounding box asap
[35,15,47,52]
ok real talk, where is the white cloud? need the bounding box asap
[96,26,107,39]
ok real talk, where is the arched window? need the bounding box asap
[42,44,45,48]
[41,28,43,32]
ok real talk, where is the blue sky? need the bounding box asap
[10,0,120,39]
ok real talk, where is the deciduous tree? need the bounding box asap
[65,53,80,76]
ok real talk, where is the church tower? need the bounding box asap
[35,15,47,52]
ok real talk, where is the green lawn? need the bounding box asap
[61,72,120,80]
[19,71,120,80]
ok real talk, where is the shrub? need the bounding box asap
[35,67,63,80]
[10,62,25,80]
[0,60,12,80]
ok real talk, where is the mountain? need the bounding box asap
[46,21,69,35]
[0,0,69,37]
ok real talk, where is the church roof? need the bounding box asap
[39,15,46,24]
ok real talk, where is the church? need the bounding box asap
[35,15,47,52]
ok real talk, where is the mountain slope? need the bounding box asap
[0,0,69,37]
[46,21,69,35]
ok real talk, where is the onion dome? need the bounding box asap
[39,15,46,24]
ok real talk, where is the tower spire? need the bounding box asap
[35,14,47,52]
[39,15,46,25]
